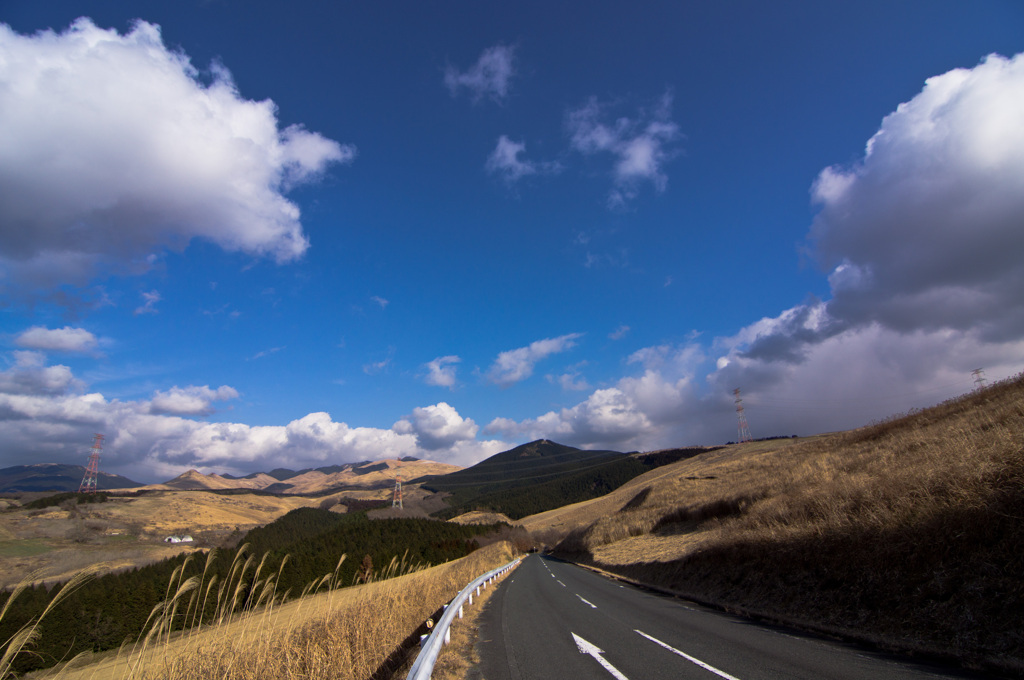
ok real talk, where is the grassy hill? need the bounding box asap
[539,373,1024,673]
[419,439,677,520]
[0,507,505,675]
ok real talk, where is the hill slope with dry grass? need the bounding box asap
[536,374,1024,673]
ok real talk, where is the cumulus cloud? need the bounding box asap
[0,351,84,396]
[392,402,478,451]
[15,326,98,353]
[705,53,1024,436]
[423,355,461,389]
[0,19,354,292]
[0,352,505,479]
[566,91,682,207]
[487,343,705,450]
[148,384,239,416]
[808,52,1024,343]
[486,333,583,387]
[486,135,561,185]
[444,45,515,103]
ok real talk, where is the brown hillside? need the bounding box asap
[539,374,1024,672]
[450,510,517,526]
[0,491,331,587]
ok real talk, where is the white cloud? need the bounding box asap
[609,325,630,340]
[134,290,162,315]
[698,53,1024,438]
[486,343,704,450]
[807,52,1024,343]
[486,333,583,387]
[0,351,84,396]
[566,91,682,207]
[547,370,591,392]
[148,384,239,416]
[363,355,392,375]
[0,19,354,292]
[424,355,461,389]
[249,346,285,361]
[371,295,389,309]
[444,45,515,103]
[0,352,506,479]
[486,135,561,184]
[392,402,478,451]
[15,326,98,353]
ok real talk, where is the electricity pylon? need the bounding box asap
[78,433,105,493]
[733,389,753,443]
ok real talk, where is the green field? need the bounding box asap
[0,539,53,558]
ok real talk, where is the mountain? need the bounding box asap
[148,458,461,494]
[159,469,280,491]
[419,440,647,520]
[0,464,144,493]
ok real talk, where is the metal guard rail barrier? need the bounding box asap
[407,556,522,680]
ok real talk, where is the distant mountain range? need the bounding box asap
[0,457,451,495]
[147,457,458,494]
[0,464,144,493]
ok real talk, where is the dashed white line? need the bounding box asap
[576,594,597,609]
[635,630,741,680]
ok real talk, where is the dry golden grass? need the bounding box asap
[1,492,333,587]
[543,375,1024,671]
[35,541,516,680]
[447,511,517,526]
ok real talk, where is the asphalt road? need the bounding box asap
[475,554,996,680]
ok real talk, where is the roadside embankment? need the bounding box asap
[549,375,1024,675]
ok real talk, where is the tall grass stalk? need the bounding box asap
[44,540,516,680]
[0,567,97,678]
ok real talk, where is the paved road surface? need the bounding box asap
[476,554,996,680]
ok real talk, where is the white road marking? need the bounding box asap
[573,633,631,680]
[557,580,566,587]
[635,630,742,680]
[576,594,597,609]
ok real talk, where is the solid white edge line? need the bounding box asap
[635,630,742,680]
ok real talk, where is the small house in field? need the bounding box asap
[163,535,194,543]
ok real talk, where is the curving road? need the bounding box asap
[475,554,996,680]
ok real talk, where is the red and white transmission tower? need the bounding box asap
[77,433,105,494]
[733,389,753,443]
[392,474,403,509]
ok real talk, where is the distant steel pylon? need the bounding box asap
[77,433,105,493]
[733,389,753,443]
[972,368,987,391]
[392,474,403,509]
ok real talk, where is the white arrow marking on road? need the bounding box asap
[572,633,631,680]
[635,630,742,680]
[576,594,597,608]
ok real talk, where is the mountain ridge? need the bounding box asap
[0,463,144,493]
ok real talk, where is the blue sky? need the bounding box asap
[2,1,1024,482]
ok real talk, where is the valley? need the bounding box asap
[1,373,1022,677]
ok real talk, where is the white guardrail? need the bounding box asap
[406,556,522,680]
